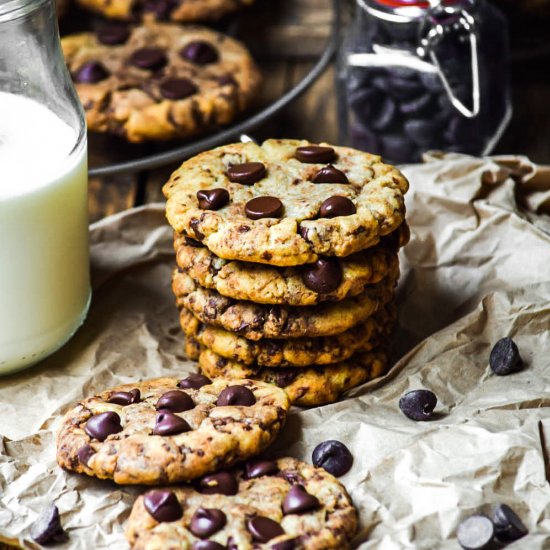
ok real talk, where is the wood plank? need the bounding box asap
[88,174,138,223]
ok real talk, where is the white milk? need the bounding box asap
[0,92,90,374]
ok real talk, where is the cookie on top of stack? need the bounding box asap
[163,139,409,406]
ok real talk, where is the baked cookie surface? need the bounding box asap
[125,457,358,549]
[61,23,260,142]
[164,139,409,266]
[56,377,289,485]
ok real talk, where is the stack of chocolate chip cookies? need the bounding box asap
[164,139,409,406]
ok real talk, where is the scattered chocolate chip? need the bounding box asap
[489,337,522,376]
[282,485,320,515]
[197,188,229,210]
[301,258,342,294]
[97,23,130,45]
[227,162,266,185]
[178,373,211,389]
[190,507,227,538]
[399,390,437,421]
[144,489,183,522]
[218,74,237,87]
[184,237,204,248]
[30,504,68,545]
[192,541,226,550]
[274,369,298,388]
[247,516,285,543]
[312,440,353,477]
[457,515,495,550]
[74,61,109,83]
[108,388,140,406]
[318,196,356,218]
[84,411,123,441]
[156,390,195,412]
[295,145,336,164]
[244,459,279,479]
[217,385,256,406]
[153,411,191,436]
[160,77,197,100]
[492,504,527,543]
[271,540,297,550]
[312,165,349,184]
[180,41,219,65]
[245,196,283,220]
[77,444,95,466]
[130,47,167,71]
[143,0,177,19]
[197,471,238,496]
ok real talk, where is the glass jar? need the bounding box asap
[336,0,512,163]
[0,0,90,374]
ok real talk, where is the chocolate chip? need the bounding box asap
[274,369,298,388]
[197,471,238,495]
[156,390,195,412]
[184,237,204,248]
[399,390,437,421]
[97,23,130,45]
[130,47,167,71]
[108,388,140,406]
[197,188,229,210]
[301,258,342,294]
[226,162,266,185]
[244,459,278,479]
[190,507,227,538]
[77,444,95,466]
[143,0,177,20]
[312,165,349,184]
[153,411,191,436]
[30,505,68,545]
[318,196,356,218]
[143,489,183,522]
[217,385,256,406]
[492,504,527,543]
[247,516,285,543]
[312,440,353,477]
[282,485,320,515]
[271,540,297,550]
[489,337,522,375]
[74,61,109,83]
[218,74,237,87]
[245,196,283,220]
[457,515,495,550]
[180,41,219,65]
[160,78,197,100]
[84,411,123,441]
[192,541,226,550]
[178,373,211,389]
[295,146,336,164]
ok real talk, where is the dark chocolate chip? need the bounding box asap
[192,541,226,550]
[227,162,266,185]
[457,515,495,550]
[153,411,191,436]
[77,444,95,466]
[274,369,298,388]
[492,504,527,543]
[143,489,183,522]
[295,146,335,164]
[30,504,68,545]
[180,41,219,65]
[74,61,109,83]
[184,237,205,248]
[399,390,437,421]
[190,507,227,538]
[218,74,237,87]
[197,471,238,495]
[178,373,211,389]
[247,516,285,543]
[108,388,140,406]
[216,385,256,406]
[318,196,356,218]
[130,47,167,71]
[160,78,197,100]
[97,23,130,45]
[301,258,342,294]
[244,459,279,479]
[197,188,229,210]
[489,337,522,376]
[156,390,195,412]
[143,0,177,20]
[271,540,297,550]
[312,440,353,477]
[282,485,320,515]
[84,411,123,441]
[312,165,349,184]
[245,196,283,220]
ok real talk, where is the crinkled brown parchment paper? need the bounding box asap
[1,153,550,549]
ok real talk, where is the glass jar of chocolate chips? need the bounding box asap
[336,0,512,163]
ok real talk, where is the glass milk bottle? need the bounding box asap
[0,0,90,374]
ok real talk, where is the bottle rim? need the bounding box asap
[357,0,473,22]
[0,0,49,22]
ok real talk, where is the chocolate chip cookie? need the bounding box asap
[61,23,261,142]
[163,139,409,266]
[125,457,358,549]
[56,377,289,485]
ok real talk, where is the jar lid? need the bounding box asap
[373,0,463,7]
